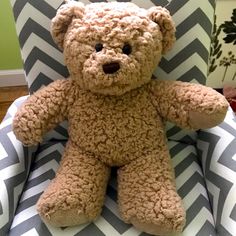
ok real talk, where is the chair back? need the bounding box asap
[11,0,215,93]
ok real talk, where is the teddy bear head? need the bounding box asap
[51,1,176,95]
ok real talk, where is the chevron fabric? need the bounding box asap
[0,97,38,235]
[197,109,236,236]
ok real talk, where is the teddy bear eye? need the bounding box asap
[95,43,103,52]
[122,43,132,55]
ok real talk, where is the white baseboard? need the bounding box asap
[0,69,27,87]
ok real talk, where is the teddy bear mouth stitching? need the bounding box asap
[103,62,120,74]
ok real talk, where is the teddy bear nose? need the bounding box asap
[103,62,120,74]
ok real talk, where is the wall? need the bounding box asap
[0,0,22,70]
[0,0,25,86]
[207,0,236,88]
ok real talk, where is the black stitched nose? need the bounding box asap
[103,62,120,74]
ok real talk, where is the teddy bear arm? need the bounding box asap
[150,80,229,130]
[13,79,75,145]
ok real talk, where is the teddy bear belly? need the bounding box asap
[68,87,167,166]
[68,118,167,166]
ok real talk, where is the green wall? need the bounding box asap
[0,0,23,70]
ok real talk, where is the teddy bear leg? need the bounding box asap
[118,151,186,235]
[36,141,110,227]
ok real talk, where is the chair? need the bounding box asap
[0,0,236,235]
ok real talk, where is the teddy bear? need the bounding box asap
[13,1,229,235]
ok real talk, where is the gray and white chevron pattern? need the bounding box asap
[197,108,236,236]
[0,97,38,236]
[11,0,215,93]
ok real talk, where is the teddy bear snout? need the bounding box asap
[103,62,120,74]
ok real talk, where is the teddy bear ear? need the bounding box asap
[51,0,85,50]
[147,6,176,54]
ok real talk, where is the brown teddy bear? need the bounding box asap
[13,1,228,235]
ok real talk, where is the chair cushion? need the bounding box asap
[9,140,216,235]
[0,97,38,236]
[11,0,214,93]
[197,108,236,236]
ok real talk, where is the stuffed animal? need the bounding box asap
[13,1,229,235]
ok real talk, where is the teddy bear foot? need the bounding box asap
[40,208,91,227]
[118,153,186,235]
[130,212,185,236]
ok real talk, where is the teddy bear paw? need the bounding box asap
[36,188,99,227]
[40,208,90,227]
[130,209,185,236]
[120,192,186,235]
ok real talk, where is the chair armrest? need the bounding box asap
[197,108,236,236]
[0,96,38,235]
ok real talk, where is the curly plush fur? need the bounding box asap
[13,1,228,235]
